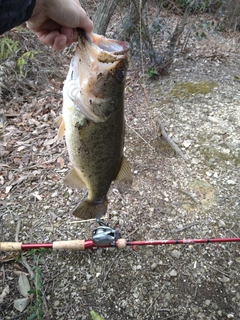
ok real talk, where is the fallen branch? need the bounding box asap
[157,118,188,162]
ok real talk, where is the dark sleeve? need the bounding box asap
[0,0,37,35]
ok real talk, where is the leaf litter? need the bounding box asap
[0,7,240,320]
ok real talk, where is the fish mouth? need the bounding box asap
[91,33,129,55]
[77,28,129,56]
[64,30,129,122]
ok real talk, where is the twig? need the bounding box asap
[180,190,198,203]
[228,224,239,237]
[1,265,5,284]
[127,219,149,238]
[229,229,239,237]
[173,222,197,233]
[162,312,184,319]
[126,121,155,151]
[157,118,188,162]
[15,220,21,242]
[67,216,108,224]
[147,285,166,312]
[209,265,230,277]
[102,252,121,284]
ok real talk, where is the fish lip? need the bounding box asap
[91,34,129,55]
[77,28,129,56]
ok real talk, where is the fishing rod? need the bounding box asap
[1,219,240,252]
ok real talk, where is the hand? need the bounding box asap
[27,0,93,50]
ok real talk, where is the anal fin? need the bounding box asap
[115,156,132,186]
[64,167,86,189]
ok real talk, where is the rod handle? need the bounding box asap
[117,239,127,249]
[52,240,85,250]
[0,242,22,251]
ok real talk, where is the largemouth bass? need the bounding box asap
[58,30,132,220]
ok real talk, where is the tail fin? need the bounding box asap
[72,198,108,220]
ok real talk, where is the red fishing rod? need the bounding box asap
[1,220,240,252]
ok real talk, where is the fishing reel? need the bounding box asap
[92,218,121,246]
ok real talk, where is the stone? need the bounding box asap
[169,270,177,277]
[171,250,181,259]
[151,263,158,270]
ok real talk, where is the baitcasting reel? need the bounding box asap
[92,219,121,246]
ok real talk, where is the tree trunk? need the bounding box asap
[93,0,119,35]
[117,0,148,40]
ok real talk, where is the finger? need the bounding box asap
[78,16,94,34]
[36,31,68,50]
[72,29,78,42]
[60,27,77,46]
[76,8,94,34]
[52,35,68,50]
[36,30,59,46]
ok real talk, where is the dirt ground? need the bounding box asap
[0,4,240,320]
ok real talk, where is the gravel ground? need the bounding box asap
[1,11,240,320]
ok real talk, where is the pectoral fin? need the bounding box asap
[115,156,132,186]
[64,167,86,189]
[71,96,106,123]
[65,78,105,123]
[55,115,65,140]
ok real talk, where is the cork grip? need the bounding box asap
[117,239,127,249]
[0,242,22,251]
[52,240,85,250]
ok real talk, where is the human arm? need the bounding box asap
[27,0,93,50]
[0,0,36,35]
[0,0,93,50]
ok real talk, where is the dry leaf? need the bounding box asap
[0,285,10,303]
[5,186,12,194]
[57,156,64,169]
[14,297,30,312]
[18,273,31,297]
[17,146,26,152]
[44,137,57,146]
[31,192,42,201]
[14,270,29,276]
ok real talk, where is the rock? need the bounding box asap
[151,263,158,270]
[208,116,221,124]
[218,220,226,228]
[171,250,181,259]
[204,299,211,306]
[218,276,230,283]
[169,270,177,277]
[54,300,60,307]
[182,140,192,148]
[227,179,236,185]
[191,158,199,164]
